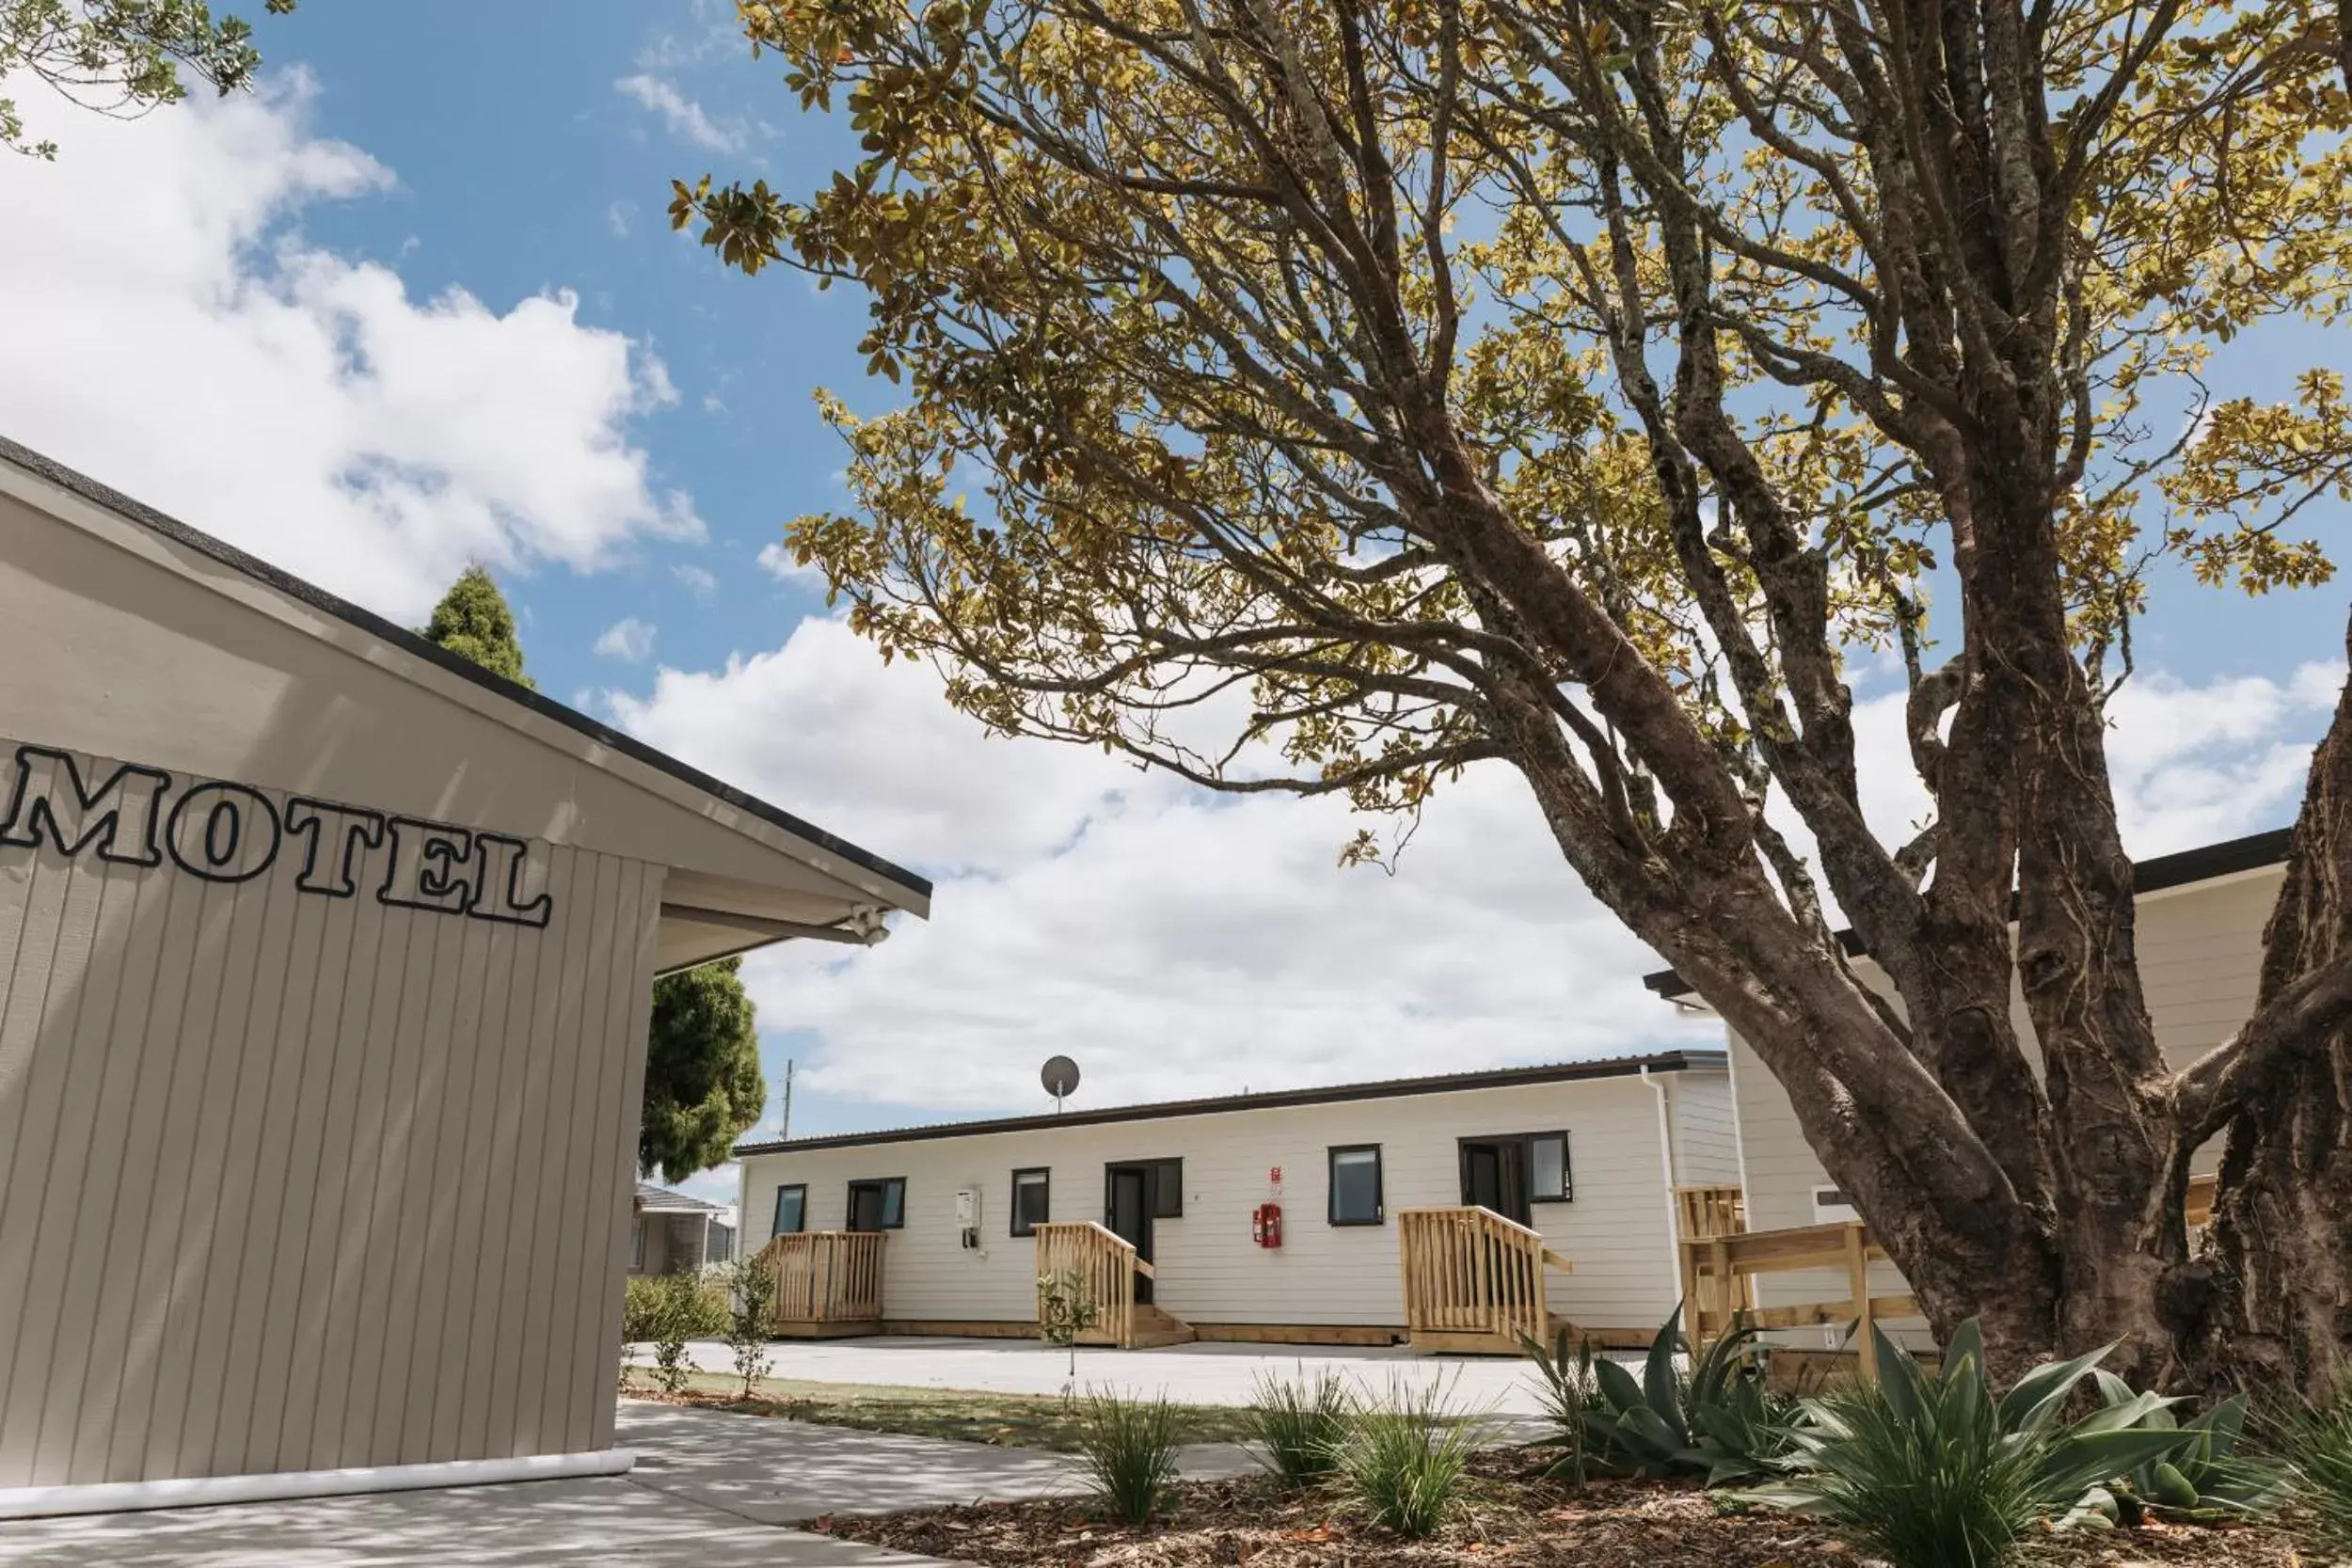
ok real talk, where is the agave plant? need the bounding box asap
[2068,1374,2290,1527]
[1741,1321,2194,1568]
[1523,1306,1788,1484]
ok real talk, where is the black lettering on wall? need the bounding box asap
[285,799,389,897]
[165,782,282,883]
[469,832,553,928]
[379,816,477,913]
[0,737,561,929]
[0,745,168,866]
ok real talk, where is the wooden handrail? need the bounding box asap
[755,1229,885,1327]
[1034,1221,1148,1348]
[1398,1206,1567,1354]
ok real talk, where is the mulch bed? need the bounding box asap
[812,1449,2308,1567]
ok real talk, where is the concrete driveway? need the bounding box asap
[638,1334,1565,1415]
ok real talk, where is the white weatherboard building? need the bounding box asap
[0,438,930,1516]
[1645,829,2289,1347]
[734,1051,1736,1350]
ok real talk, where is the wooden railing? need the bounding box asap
[1675,1184,1753,1325]
[1676,1184,1747,1241]
[1681,1220,1913,1379]
[1034,1221,1153,1349]
[756,1230,885,1332]
[1398,1206,1574,1354]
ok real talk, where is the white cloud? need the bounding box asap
[607,618,2343,1123]
[607,199,635,237]
[596,616,659,661]
[614,74,742,153]
[0,74,699,621]
[605,618,1713,1115]
[674,562,718,597]
[756,540,823,586]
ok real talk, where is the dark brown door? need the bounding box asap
[1459,1139,1532,1226]
[1104,1164,1155,1304]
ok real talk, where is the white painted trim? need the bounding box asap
[0,1448,634,1521]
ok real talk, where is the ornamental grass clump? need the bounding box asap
[1075,1389,1181,1525]
[1528,1306,1791,1484]
[2281,1380,2352,1555]
[1338,1374,1484,1538]
[1247,1366,1355,1481]
[1743,1321,2190,1568]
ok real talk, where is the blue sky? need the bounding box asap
[0,1,2343,1204]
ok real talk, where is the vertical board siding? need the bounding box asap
[740,1073,1693,1335]
[0,738,663,1488]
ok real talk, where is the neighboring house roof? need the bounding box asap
[1641,827,2294,1003]
[734,1049,1727,1156]
[634,1181,727,1214]
[0,434,931,911]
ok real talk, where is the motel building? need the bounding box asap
[733,1050,1741,1354]
[0,437,930,1518]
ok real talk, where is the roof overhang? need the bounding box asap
[734,1049,1729,1156]
[1642,827,2294,1009]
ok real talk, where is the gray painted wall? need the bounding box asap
[0,738,662,1487]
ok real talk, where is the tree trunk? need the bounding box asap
[2191,626,2352,1387]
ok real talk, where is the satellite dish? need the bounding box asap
[1041,1054,1081,1111]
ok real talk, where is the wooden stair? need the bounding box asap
[1129,1304,1197,1349]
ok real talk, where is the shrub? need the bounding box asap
[624,1272,726,1341]
[723,1255,780,1399]
[1036,1268,1100,1385]
[1338,1374,1483,1538]
[1247,1366,1354,1481]
[2068,1373,2288,1526]
[648,1273,707,1395]
[1525,1306,1789,1484]
[1075,1389,1181,1524]
[1744,1322,2191,1568]
[2280,1380,2352,1554]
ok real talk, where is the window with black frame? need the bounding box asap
[1327,1145,1384,1225]
[772,1183,807,1237]
[846,1177,906,1230]
[1010,1167,1051,1235]
[1530,1132,1573,1202]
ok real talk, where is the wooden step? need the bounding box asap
[1129,1304,1197,1349]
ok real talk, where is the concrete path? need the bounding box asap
[0,1399,1283,1565]
[638,1334,1565,1415]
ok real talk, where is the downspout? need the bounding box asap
[1640,1066,1685,1326]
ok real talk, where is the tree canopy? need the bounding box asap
[639,956,769,1184]
[1,0,295,158]
[416,565,771,1183]
[675,0,2352,1382]
[420,564,535,690]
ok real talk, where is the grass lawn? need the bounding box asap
[625,1370,1261,1451]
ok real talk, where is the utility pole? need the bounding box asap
[778,1058,795,1142]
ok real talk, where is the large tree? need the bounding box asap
[416,567,770,1182]
[639,956,769,1184]
[2,0,295,158]
[675,0,2352,1385]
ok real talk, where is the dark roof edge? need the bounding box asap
[1642,826,2296,1002]
[734,1050,1728,1156]
[0,435,933,905]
